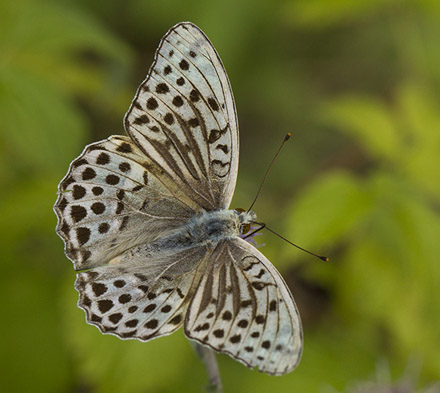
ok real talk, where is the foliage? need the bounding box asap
[1,0,439,392]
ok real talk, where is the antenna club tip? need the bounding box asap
[320,256,330,262]
[284,133,292,141]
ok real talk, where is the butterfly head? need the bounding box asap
[234,208,257,235]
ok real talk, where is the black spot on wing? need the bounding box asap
[72,185,86,200]
[91,283,107,296]
[106,174,119,185]
[91,202,105,215]
[179,59,189,70]
[96,152,110,165]
[98,299,113,313]
[119,162,131,172]
[156,83,169,94]
[92,186,103,196]
[116,143,132,153]
[143,304,156,313]
[82,167,96,180]
[147,97,158,110]
[134,115,149,125]
[109,313,122,324]
[76,227,90,246]
[172,96,184,107]
[164,65,172,75]
[71,205,87,223]
[169,314,182,325]
[164,113,174,125]
[114,280,126,288]
[145,319,158,329]
[208,97,219,111]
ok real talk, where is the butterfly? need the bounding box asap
[54,22,302,375]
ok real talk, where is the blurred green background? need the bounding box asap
[1,0,439,392]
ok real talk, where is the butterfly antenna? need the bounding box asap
[247,132,291,213]
[254,221,329,262]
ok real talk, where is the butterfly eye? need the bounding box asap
[235,207,245,214]
[240,223,251,235]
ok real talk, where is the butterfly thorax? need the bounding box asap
[116,210,255,260]
[147,209,256,252]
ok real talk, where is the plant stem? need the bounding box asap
[194,343,223,393]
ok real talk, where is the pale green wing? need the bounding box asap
[74,246,209,341]
[54,136,198,270]
[184,238,303,375]
[124,22,239,210]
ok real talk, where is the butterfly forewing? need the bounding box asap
[124,22,239,210]
[185,238,303,375]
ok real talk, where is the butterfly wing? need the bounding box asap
[75,246,209,340]
[184,238,303,375]
[124,22,239,210]
[55,22,239,270]
[54,136,198,271]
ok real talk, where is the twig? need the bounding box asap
[193,342,223,393]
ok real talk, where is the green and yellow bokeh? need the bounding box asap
[1,0,439,392]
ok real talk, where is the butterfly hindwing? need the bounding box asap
[124,22,239,210]
[184,238,303,375]
[75,246,209,341]
[54,136,197,270]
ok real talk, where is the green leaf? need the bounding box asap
[0,273,72,393]
[286,171,372,250]
[320,95,401,163]
[396,84,440,199]
[0,178,73,393]
[285,0,393,29]
[0,68,87,173]
[0,0,133,176]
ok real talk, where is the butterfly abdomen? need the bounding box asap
[142,210,240,253]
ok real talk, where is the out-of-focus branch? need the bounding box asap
[193,342,223,393]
